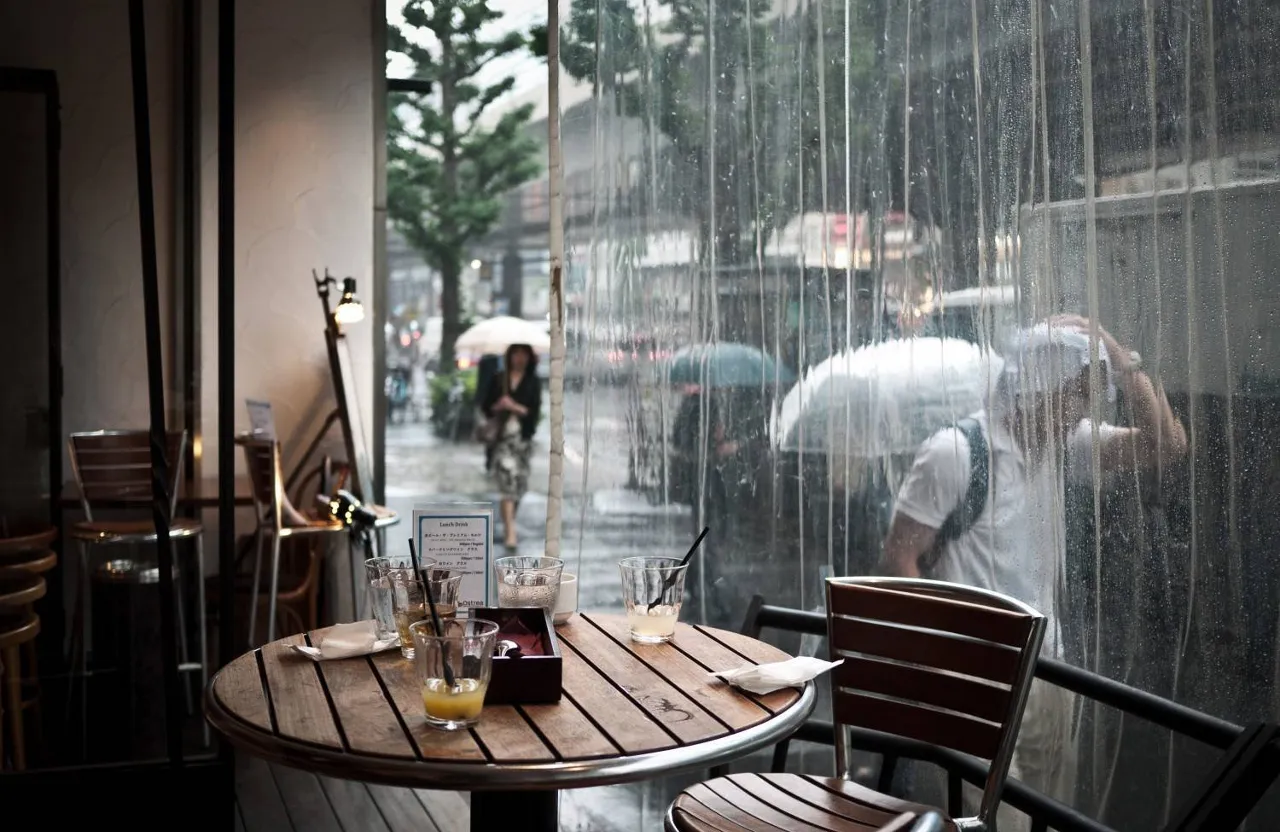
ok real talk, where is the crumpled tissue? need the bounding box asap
[289,620,399,661]
[711,657,843,694]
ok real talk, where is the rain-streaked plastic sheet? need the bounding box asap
[554,0,1280,827]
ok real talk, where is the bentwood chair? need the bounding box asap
[237,437,343,645]
[666,577,1045,832]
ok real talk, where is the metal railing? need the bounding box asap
[741,596,1254,832]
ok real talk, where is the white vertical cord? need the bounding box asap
[545,0,566,561]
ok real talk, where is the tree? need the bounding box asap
[388,0,542,373]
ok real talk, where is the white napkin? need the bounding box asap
[289,620,399,661]
[711,657,843,694]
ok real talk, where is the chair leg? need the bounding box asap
[4,646,24,770]
[266,533,282,643]
[248,529,265,647]
[173,552,193,715]
[195,534,209,746]
[21,636,41,763]
[76,540,91,760]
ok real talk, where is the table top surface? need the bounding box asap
[206,612,814,791]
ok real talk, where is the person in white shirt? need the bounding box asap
[882,315,1187,828]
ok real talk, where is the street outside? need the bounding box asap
[385,389,703,831]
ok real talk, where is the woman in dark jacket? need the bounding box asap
[480,343,541,548]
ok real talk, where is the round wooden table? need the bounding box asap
[206,612,816,832]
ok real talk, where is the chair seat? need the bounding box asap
[277,517,345,538]
[669,773,957,832]
[71,517,204,544]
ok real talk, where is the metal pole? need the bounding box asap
[217,0,237,671]
[127,0,184,765]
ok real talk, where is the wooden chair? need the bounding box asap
[237,437,343,645]
[67,430,207,739]
[0,612,40,770]
[666,577,1045,832]
[0,527,56,769]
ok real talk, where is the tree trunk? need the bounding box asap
[439,254,461,372]
[439,11,461,372]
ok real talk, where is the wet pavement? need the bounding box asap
[382,391,831,831]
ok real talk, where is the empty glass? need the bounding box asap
[364,557,395,641]
[619,556,689,643]
[418,571,464,629]
[411,618,499,730]
[389,572,428,658]
[493,556,563,613]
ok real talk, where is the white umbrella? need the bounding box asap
[455,316,551,355]
[774,337,1003,457]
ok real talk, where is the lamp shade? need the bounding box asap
[334,277,364,324]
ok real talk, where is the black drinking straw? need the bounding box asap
[409,538,455,688]
[649,526,710,611]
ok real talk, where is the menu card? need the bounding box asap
[412,504,493,608]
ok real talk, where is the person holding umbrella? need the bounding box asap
[881,316,1187,830]
[480,343,542,550]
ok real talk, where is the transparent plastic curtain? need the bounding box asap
[564,0,1280,827]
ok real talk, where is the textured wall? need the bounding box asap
[0,0,176,442]
[199,0,377,484]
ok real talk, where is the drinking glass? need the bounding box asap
[419,572,464,628]
[376,553,436,580]
[411,618,499,730]
[389,572,428,658]
[493,556,563,613]
[619,556,689,643]
[363,557,395,641]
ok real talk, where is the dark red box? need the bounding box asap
[471,607,563,705]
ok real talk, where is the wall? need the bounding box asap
[0,0,176,442]
[198,0,378,485]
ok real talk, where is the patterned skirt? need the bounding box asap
[493,418,532,501]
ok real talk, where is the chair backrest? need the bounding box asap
[826,576,1045,827]
[68,430,187,521]
[237,436,284,532]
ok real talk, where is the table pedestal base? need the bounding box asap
[471,790,558,832]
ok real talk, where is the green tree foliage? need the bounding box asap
[388,0,542,372]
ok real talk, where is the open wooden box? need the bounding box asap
[471,606,563,705]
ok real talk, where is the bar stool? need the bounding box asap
[0,612,40,770]
[237,437,344,644]
[0,527,56,767]
[67,430,207,743]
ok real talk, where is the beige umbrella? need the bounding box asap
[454,315,551,355]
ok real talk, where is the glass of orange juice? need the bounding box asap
[410,618,499,730]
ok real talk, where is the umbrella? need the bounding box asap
[774,337,1003,457]
[667,343,796,389]
[455,316,551,355]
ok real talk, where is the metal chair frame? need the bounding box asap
[237,437,343,645]
[66,429,207,745]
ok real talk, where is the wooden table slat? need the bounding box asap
[663,623,802,715]
[559,615,729,745]
[695,625,800,666]
[586,614,773,731]
[260,635,344,749]
[555,627,679,755]
[213,650,272,731]
[470,705,557,763]
[308,630,418,759]
[369,650,487,761]
[519,696,621,760]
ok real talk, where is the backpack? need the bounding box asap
[920,417,990,571]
